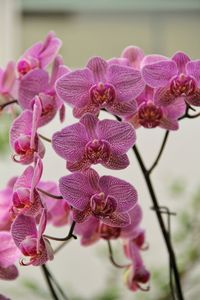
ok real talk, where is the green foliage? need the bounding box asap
[0,114,11,153]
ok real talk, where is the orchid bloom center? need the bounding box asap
[90,82,115,106]
[90,193,117,217]
[138,102,163,128]
[12,188,31,210]
[133,266,150,284]
[17,58,39,76]
[85,139,111,164]
[38,93,55,117]
[17,59,32,76]
[19,235,39,257]
[100,224,121,240]
[170,73,196,97]
[14,134,32,155]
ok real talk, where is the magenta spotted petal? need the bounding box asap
[53,113,136,171]
[99,176,137,213]
[56,56,144,118]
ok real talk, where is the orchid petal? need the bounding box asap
[55,69,93,107]
[97,119,136,154]
[52,123,88,161]
[142,60,177,88]
[172,51,190,73]
[18,69,49,109]
[121,46,144,69]
[59,173,97,210]
[99,176,137,212]
[108,65,145,100]
[86,56,108,82]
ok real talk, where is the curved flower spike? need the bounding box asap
[11,209,54,266]
[10,99,45,164]
[59,169,138,228]
[52,113,136,171]
[56,56,144,118]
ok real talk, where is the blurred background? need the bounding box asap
[0,0,200,299]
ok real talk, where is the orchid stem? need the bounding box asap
[0,99,18,111]
[42,264,60,300]
[107,240,129,269]
[44,265,69,300]
[133,145,184,300]
[37,188,63,199]
[44,221,77,241]
[148,130,169,175]
[39,134,52,143]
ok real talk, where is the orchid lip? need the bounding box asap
[170,73,196,97]
[89,82,116,106]
[85,139,111,164]
[90,193,117,217]
[138,101,163,128]
[17,59,32,76]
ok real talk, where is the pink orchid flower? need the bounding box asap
[10,98,45,164]
[74,216,100,246]
[0,231,20,280]
[18,56,69,126]
[124,237,150,292]
[0,62,17,102]
[11,209,54,266]
[142,51,200,107]
[52,113,136,171]
[59,169,138,228]
[11,155,43,218]
[0,177,17,231]
[17,32,62,77]
[75,204,142,246]
[38,181,70,227]
[56,56,145,118]
[127,86,186,130]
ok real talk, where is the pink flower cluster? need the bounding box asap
[1,31,200,298]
